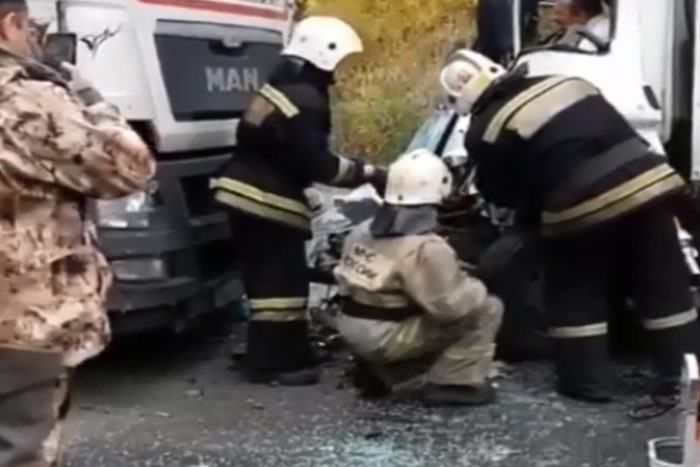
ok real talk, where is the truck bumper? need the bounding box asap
[106,272,243,335]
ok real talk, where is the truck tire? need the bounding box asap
[476,230,552,362]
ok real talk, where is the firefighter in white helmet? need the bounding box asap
[333,149,503,406]
[440,48,698,407]
[211,16,387,386]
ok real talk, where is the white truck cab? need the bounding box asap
[26,0,294,333]
[31,0,292,150]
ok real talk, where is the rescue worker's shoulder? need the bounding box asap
[264,81,327,117]
[401,233,458,264]
[483,76,600,143]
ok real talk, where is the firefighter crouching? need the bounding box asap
[211,16,387,387]
[440,48,699,405]
[0,0,155,464]
[333,149,503,407]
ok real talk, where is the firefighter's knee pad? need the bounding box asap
[0,346,64,467]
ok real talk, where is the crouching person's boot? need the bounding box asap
[349,357,392,399]
[0,346,65,467]
[422,296,503,407]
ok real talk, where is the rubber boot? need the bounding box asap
[245,321,321,386]
[553,335,615,403]
[422,382,496,407]
[349,358,391,399]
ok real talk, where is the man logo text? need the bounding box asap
[205,67,259,92]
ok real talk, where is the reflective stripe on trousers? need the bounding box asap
[549,309,698,337]
[549,322,608,338]
[642,308,698,331]
[248,297,309,322]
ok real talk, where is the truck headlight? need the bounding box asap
[94,191,155,228]
[111,258,168,281]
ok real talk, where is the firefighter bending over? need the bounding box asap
[333,150,503,407]
[0,0,155,463]
[440,49,699,404]
[211,16,387,386]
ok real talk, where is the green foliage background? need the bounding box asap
[295,0,477,163]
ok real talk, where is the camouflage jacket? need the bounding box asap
[0,54,155,366]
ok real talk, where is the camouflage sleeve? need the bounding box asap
[0,79,155,199]
[401,238,488,324]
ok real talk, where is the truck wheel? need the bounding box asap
[476,230,552,362]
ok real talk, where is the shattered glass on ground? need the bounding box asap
[67,329,674,467]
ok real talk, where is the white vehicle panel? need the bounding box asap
[29,0,293,152]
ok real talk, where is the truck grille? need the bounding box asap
[154,20,282,122]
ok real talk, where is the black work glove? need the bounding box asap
[346,156,367,186]
[335,157,386,193]
[364,165,387,197]
[329,156,366,188]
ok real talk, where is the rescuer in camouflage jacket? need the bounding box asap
[0,0,154,464]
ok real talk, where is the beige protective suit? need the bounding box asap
[333,220,503,387]
[0,51,154,466]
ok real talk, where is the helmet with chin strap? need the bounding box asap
[439,48,506,115]
[282,16,363,72]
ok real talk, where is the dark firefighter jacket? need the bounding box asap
[211,61,366,235]
[464,73,686,237]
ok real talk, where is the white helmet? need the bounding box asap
[282,16,363,72]
[384,149,453,206]
[439,48,505,115]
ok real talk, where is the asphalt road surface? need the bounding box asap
[65,321,675,467]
